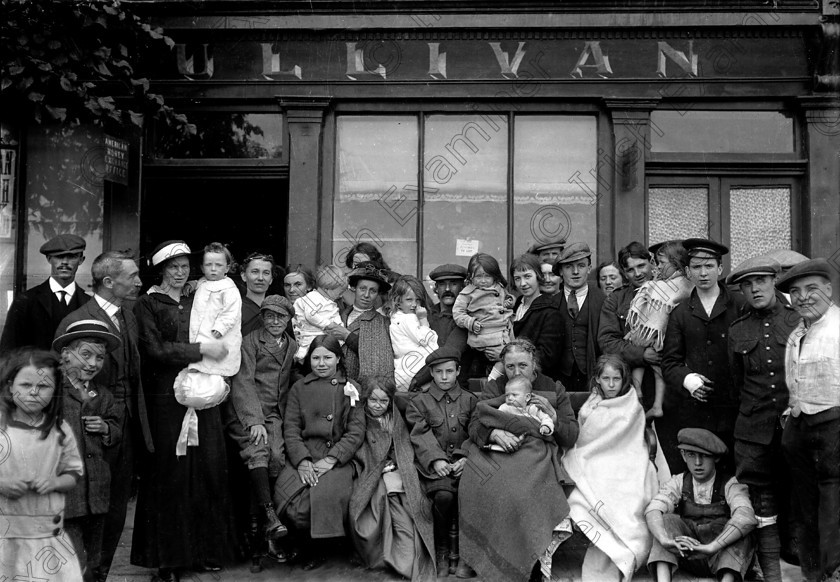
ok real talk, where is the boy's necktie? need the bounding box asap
[568,289,579,319]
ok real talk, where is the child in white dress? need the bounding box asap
[389,275,439,391]
[292,264,346,364]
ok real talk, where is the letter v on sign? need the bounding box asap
[488,42,526,79]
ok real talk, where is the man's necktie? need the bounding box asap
[568,289,579,319]
[57,290,68,305]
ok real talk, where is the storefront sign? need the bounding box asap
[168,34,807,82]
[104,136,129,185]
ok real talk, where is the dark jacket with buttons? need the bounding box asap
[63,379,123,519]
[553,284,605,381]
[662,283,746,436]
[513,293,565,380]
[406,383,476,493]
[728,294,800,445]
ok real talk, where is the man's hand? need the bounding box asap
[249,424,268,445]
[432,460,451,477]
[643,347,662,365]
[490,429,525,453]
[82,415,108,435]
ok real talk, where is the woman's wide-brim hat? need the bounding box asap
[151,240,192,267]
[348,261,392,292]
[53,319,122,353]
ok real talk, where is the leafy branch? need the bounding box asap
[1,0,193,135]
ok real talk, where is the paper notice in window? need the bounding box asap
[456,239,479,257]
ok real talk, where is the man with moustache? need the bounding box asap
[662,239,746,473]
[55,251,152,581]
[1,234,90,352]
[727,255,800,582]
[553,242,605,392]
[409,264,483,390]
[777,259,840,582]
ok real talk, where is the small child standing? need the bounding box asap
[53,320,123,582]
[497,375,554,437]
[389,275,439,391]
[0,348,84,582]
[452,253,515,381]
[292,264,345,364]
[406,347,477,579]
[645,428,757,582]
[174,242,242,456]
[624,242,692,418]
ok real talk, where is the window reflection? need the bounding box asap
[514,116,597,259]
[334,116,418,276]
[153,113,283,159]
[423,115,508,284]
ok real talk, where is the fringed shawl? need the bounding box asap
[624,275,694,351]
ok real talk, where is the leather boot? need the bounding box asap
[247,514,262,573]
[755,524,783,582]
[455,560,477,579]
[263,503,288,540]
[436,547,450,578]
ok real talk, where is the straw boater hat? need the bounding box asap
[52,319,122,353]
[150,240,192,267]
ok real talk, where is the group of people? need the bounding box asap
[0,230,837,582]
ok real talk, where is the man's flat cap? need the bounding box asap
[555,242,591,265]
[528,239,567,255]
[429,264,468,282]
[764,249,809,272]
[683,238,729,260]
[425,346,462,367]
[677,428,728,456]
[40,234,86,256]
[775,258,832,293]
[261,294,295,318]
[727,255,781,285]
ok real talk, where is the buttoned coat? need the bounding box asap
[554,283,605,379]
[512,294,565,380]
[728,295,800,445]
[1,279,90,352]
[56,297,153,453]
[274,373,366,538]
[662,284,746,437]
[63,379,122,519]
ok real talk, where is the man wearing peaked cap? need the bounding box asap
[661,237,745,475]
[727,253,800,582]
[552,242,605,392]
[528,238,566,265]
[646,427,757,582]
[776,257,840,582]
[409,264,479,391]
[1,234,90,352]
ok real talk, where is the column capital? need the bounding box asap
[604,98,661,123]
[278,98,331,123]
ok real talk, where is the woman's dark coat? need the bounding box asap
[512,294,564,380]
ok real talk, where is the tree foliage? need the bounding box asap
[1,0,193,135]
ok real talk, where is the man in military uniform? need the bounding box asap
[1,234,90,352]
[728,255,800,582]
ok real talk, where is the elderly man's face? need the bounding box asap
[434,278,465,307]
[739,274,777,311]
[789,275,833,323]
[539,248,562,265]
[110,259,142,302]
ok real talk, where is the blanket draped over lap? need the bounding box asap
[460,396,570,582]
[563,390,671,581]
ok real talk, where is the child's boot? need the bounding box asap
[436,546,450,578]
[263,503,288,539]
[455,560,477,579]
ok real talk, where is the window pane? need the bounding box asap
[24,125,104,291]
[729,187,791,268]
[423,114,508,285]
[650,111,794,153]
[1,126,18,333]
[514,115,597,260]
[334,116,418,276]
[153,113,283,159]
[648,187,709,243]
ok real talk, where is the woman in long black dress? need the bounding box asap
[131,240,235,582]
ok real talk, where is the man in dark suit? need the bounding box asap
[552,242,605,392]
[55,250,151,581]
[728,255,800,582]
[0,234,89,352]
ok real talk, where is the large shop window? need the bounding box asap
[334,114,598,284]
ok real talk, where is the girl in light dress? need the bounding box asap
[0,348,84,582]
[389,275,439,391]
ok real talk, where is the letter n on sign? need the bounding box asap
[104,135,130,186]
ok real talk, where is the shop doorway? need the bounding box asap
[140,176,288,291]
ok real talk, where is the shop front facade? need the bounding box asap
[2,1,838,330]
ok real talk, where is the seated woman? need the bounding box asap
[562,354,671,582]
[460,338,579,582]
[273,335,366,570]
[349,376,435,581]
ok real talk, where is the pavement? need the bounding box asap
[106,500,802,582]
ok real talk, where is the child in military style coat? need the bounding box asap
[406,346,477,578]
